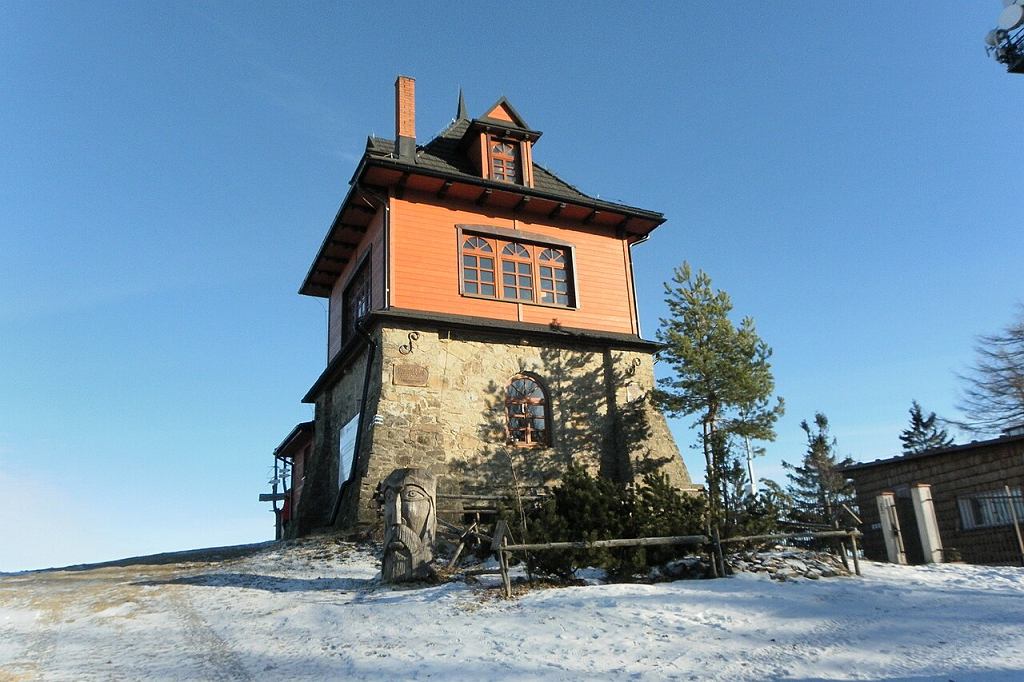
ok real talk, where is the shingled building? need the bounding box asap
[284,77,693,535]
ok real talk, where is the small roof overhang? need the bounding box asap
[273,421,314,460]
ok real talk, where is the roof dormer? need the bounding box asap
[462,97,542,188]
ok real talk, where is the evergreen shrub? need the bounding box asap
[512,465,705,580]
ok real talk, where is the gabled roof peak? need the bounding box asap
[479,96,531,129]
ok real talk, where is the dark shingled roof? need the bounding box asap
[842,431,1024,472]
[364,117,654,217]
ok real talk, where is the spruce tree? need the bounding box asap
[899,400,954,454]
[654,262,784,527]
[782,413,855,527]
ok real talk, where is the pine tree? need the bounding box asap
[783,413,855,528]
[654,262,784,527]
[899,400,954,454]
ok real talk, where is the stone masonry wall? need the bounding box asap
[333,323,693,527]
[291,338,383,537]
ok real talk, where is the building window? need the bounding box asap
[490,139,519,183]
[460,233,575,307]
[501,243,534,301]
[538,248,570,305]
[462,236,496,297]
[506,374,549,446]
[957,487,1024,530]
[342,258,371,344]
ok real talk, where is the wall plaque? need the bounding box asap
[393,363,429,387]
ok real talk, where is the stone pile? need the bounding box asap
[659,556,712,580]
[727,546,851,581]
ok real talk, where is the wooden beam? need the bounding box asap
[583,209,600,225]
[316,269,341,277]
[436,180,453,199]
[548,202,566,219]
[349,203,375,215]
[330,238,358,248]
[340,223,368,234]
[502,534,708,552]
[475,188,492,206]
[513,195,531,213]
[395,172,409,199]
[323,256,349,264]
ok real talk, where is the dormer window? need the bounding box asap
[489,138,520,183]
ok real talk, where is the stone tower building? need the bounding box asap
[286,76,692,535]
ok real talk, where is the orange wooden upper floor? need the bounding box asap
[303,77,669,362]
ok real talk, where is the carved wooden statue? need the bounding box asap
[379,468,437,582]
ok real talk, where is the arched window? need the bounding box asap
[538,248,570,305]
[490,139,519,183]
[501,242,534,301]
[506,374,550,446]
[462,236,495,297]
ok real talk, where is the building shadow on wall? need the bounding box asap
[448,340,676,497]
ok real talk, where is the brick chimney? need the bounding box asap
[395,75,416,162]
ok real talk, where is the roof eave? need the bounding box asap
[842,432,1024,472]
[298,156,378,298]
[364,156,665,226]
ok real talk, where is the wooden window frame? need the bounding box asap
[505,373,551,447]
[341,252,372,345]
[456,225,579,310]
[488,137,521,184]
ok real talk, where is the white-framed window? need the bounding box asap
[957,486,1024,530]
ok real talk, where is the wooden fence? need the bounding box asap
[489,522,863,598]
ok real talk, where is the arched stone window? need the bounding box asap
[505,374,550,446]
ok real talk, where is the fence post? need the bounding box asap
[833,519,850,571]
[500,536,512,598]
[711,526,727,577]
[848,530,861,576]
[491,520,512,598]
[1004,485,1024,567]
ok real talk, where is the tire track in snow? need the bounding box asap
[9,587,67,680]
[165,586,251,681]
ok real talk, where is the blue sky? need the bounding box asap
[1,2,1020,571]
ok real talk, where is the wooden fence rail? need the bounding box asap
[490,522,863,598]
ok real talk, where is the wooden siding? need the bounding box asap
[328,210,385,360]
[389,191,637,334]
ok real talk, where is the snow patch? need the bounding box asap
[1,538,1023,679]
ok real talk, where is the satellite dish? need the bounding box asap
[999,5,1024,30]
[986,29,1001,46]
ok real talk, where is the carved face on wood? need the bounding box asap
[380,468,437,582]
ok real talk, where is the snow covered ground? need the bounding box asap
[2,537,1023,681]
